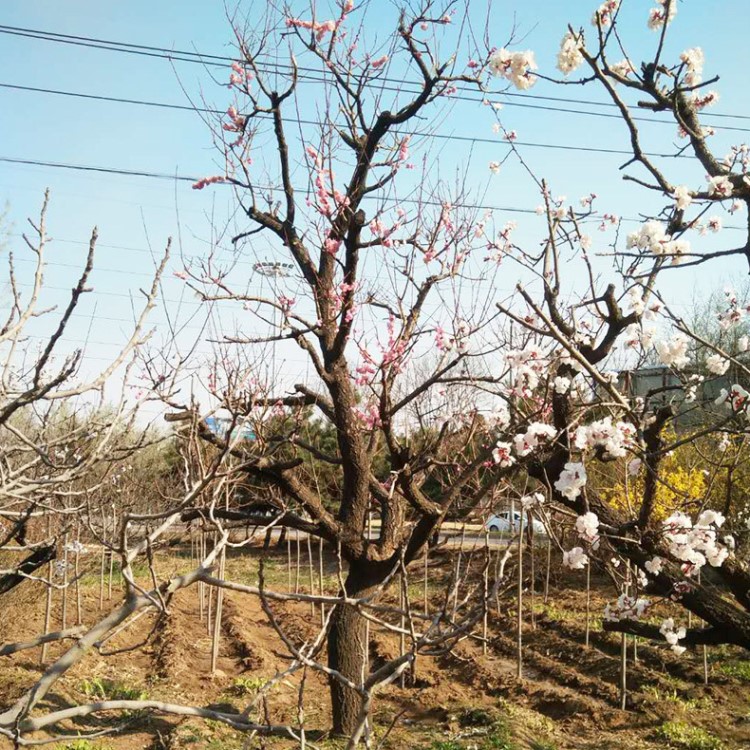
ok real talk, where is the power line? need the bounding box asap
[2,25,749,133]
[3,23,749,121]
[0,82,700,160]
[0,155,545,215]
[4,154,749,237]
[6,231,265,270]
[4,154,747,232]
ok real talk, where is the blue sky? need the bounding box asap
[1,0,748,410]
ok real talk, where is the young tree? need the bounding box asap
[177,0,534,734]
[179,0,750,734]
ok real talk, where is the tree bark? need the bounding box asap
[327,560,381,737]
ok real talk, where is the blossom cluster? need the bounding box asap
[575,511,600,543]
[648,0,677,30]
[717,288,750,332]
[557,31,584,76]
[659,617,687,655]
[662,510,732,576]
[603,593,651,622]
[592,0,619,27]
[489,48,537,90]
[554,461,587,500]
[505,345,547,398]
[715,384,750,416]
[435,321,470,354]
[655,333,690,369]
[679,47,704,86]
[563,546,589,569]
[513,423,557,457]
[626,220,690,264]
[573,417,637,459]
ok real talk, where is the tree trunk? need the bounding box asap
[328,561,381,737]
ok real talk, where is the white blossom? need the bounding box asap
[648,0,677,29]
[574,418,636,459]
[563,546,589,569]
[557,31,584,75]
[656,334,690,369]
[521,492,545,510]
[513,423,556,456]
[604,594,650,622]
[707,174,733,198]
[706,353,729,375]
[659,617,687,655]
[492,441,515,468]
[673,185,693,210]
[680,47,704,86]
[553,376,571,394]
[489,48,537,90]
[554,462,587,500]
[575,511,600,542]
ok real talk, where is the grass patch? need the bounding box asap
[717,660,750,682]
[642,686,713,711]
[655,721,723,750]
[80,677,148,701]
[481,721,517,750]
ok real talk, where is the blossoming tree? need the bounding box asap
[489,0,750,653]
[172,0,750,739]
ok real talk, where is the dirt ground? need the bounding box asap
[1,545,749,750]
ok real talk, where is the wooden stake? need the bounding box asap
[585,562,591,648]
[287,528,292,593]
[40,515,54,664]
[318,536,325,626]
[543,534,552,604]
[61,532,69,630]
[295,529,301,594]
[210,544,226,674]
[399,574,406,689]
[482,554,489,656]
[516,527,523,680]
[306,533,315,617]
[74,526,82,625]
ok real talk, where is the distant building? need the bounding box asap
[615,365,730,428]
[205,416,256,441]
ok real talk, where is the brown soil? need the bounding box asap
[1,549,749,750]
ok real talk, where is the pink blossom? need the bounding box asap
[192,175,227,190]
[398,136,411,162]
[324,236,342,255]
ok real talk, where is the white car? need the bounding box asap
[486,510,546,535]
